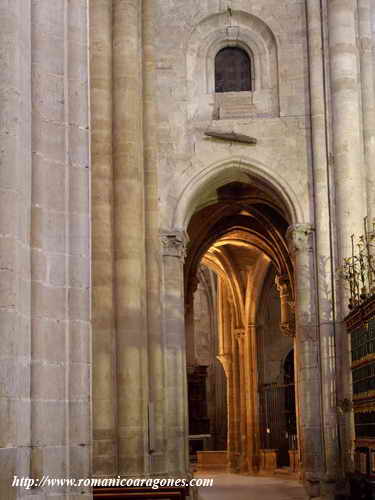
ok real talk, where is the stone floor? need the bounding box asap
[197,473,308,500]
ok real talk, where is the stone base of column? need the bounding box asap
[228,452,240,472]
[289,450,300,472]
[303,478,345,500]
[259,449,278,472]
[196,451,228,472]
[239,453,249,474]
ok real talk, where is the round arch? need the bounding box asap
[171,157,305,232]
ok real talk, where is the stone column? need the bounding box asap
[65,3,91,488]
[246,323,260,472]
[327,0,366,263]
[0,1,32,498]
[29,0,91,497]
[306,0,341,489]
[217,277,225,361]
[185,298,196,369]
[217,280,235,470]
[90,0,118,477]
[113,0,149,476]
[217,279,232,358]
[1,1,91,497]
[327,0,365,480]
[287,224,324,498]
[143,0,167,475]
[358,0,375,223]
[160,231,189,475]
[235,329,248,473]
[1,2,92,499]
[221,352,235,470]
[372,3,375,112]
[230,314,241,472]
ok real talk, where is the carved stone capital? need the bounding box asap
[286,224,314,256]
[275,274,295,337]
[280,322,296,337]
[336,398,353,415]
[160,230,188,259]
[234,328,246,343]
[275,274,290,296]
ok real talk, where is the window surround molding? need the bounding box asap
[186,10,280,119]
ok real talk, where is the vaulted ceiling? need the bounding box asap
[185,182,294,307]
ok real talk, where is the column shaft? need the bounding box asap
[327,0,365,477]
[230,318,241,471]
[226,360,236,471]
[185,300,196,369]
[246,324,259,472]
[30,0,91,495]
[217,282,235,470]
[372,3,375,111]
[113,0,149,475]
[359,0,375,222]
[306,0,340,483]
[328,0,366,261]
[160,232,189,475]
[91,0,118,476]
[143,0,167,474]
[287,225,323,497]
[236,333,247,473]
[65,4,91,487]
[0,1,32,498]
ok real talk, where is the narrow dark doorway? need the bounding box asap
[259,349,297,468]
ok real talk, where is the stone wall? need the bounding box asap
[87,0,374,495]
[1,0,375,499]
[0,1,91,498]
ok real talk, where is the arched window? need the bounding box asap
[215,47,252,93]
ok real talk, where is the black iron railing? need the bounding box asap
[259,383,297,454]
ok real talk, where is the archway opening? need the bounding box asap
[184,180,298,474]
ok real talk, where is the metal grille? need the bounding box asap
[353,363,375,395]
[259,383,297,459]
[355,412,375,439]
[351,322,374,363]
[215,47,252,93]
